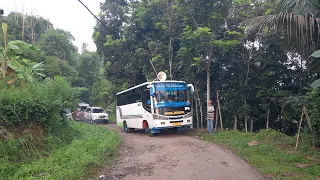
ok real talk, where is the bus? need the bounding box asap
[116,72,194,136]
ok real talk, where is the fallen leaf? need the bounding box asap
[296,163,312,168]
[248,140,259,146]
[316,177,320,180]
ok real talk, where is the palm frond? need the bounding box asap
[246,12,320,55]
[275,0,320,17]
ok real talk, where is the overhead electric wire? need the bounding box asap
[78,0,158,77]
[77,0,118,38]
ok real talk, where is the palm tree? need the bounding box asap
[246,0,320,56]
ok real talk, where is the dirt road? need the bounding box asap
[101,124,265,180]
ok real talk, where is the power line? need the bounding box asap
[77,0,118,38]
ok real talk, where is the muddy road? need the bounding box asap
[100,124,265,180]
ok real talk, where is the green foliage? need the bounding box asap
[306,88,320,145]
[0,121,120,179]
[197,130,320,180]
[0,12,53,43]
[311,79,320,89]
[0,76,79,126]
[37,29,76,64]
[94,0,320,142]
[310,50,320,58]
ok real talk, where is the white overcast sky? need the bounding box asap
[2,0,103,51]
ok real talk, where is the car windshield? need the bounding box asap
[92,108,105,113]
[79,106,89,111]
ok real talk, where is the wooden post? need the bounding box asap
[216,91,223,130]
[215,106,218,130]
[303,106,315,148]
[295,110,304,151]
[199,98,203,129]
[195,94,199,129]
[266,102,270,129]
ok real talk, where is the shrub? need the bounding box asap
[0,76,79,127]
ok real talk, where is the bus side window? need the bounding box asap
[143,89,151,109]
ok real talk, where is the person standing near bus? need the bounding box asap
[207,100,215,134]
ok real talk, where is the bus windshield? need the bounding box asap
[154,82,187,103]
[156,89,187,102]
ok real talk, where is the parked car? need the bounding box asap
[84,107,108,124]
[64,109,72,119]
[72,102,90,121]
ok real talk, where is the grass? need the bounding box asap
[0,120,120,180]
[192,129,320,180]
[108,112,116,123]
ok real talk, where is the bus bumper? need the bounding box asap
[151,124,192,132]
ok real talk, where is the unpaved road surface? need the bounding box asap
[101,124,265,180]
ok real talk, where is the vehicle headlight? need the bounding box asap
[153,114,168,120]
[183,112,192,118]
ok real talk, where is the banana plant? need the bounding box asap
[1,23,45,85]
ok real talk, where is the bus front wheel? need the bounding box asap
[146,125,154,137]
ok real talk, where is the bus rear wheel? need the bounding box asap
[123,122,134,133]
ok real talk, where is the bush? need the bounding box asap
[0,76,79,127]
[0,121,120,179]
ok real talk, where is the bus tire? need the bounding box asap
[123,121,128,133]
[146,125,154,137]
[123,122,134,133]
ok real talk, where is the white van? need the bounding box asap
[84,107,108,124]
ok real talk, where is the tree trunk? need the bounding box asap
[250,119,253,132]
[199,98,203,129]
[2,23,7,78]
[244,49,251,133]
[215,105,218,130]
[22,13,25,40]
[295,110,304,151]
[233,116,237,130]
[195,95,199,129]
[266,102,270,129]
[207,50,212,111]
[216,91,223,130]
[245,103,248,133]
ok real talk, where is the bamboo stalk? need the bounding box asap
[295,110,304,151]
[303,106,315,148]
[216,91,223,130]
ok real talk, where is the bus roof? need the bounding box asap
[116,80,186,95]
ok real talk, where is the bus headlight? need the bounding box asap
[153,114,168,120]
[183,113,192,118]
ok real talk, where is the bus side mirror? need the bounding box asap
[187,84,194,94]
[148,86,155,96]
[147,100,151,105]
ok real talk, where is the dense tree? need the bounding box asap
[92,0,320,145]
[0,12,53,44]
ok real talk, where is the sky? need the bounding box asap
[1,0,103,52]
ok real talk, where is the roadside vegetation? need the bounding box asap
[1,121,119,179]
[193,129,320,180]
[0,18,120,178]
[0,77,120,179]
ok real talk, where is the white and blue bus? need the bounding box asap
[116,72,194,136]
